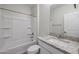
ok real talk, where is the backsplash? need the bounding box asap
[49,33,79,42]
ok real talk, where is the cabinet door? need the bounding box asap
[39,45,50,54]
[38,40,64,54]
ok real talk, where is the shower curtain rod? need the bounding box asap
[0,8,36,17]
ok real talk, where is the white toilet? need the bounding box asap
[27,45,40,54]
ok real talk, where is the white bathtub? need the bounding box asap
[0,40,37,54]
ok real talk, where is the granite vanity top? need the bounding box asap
[38,35,79,54]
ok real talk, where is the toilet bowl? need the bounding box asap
[27,45,40,54]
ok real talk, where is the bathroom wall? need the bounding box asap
[31,5,38,40]
[50,4,79,37]
[0,4,33,50]
[31,4,37,17]
[39,4,51,36]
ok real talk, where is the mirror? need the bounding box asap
[49,4,79,42]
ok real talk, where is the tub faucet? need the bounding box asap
[57,34,62,38]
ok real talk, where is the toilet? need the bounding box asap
[27,45,40,54]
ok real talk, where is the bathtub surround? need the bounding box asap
[0,40,36,54]
[0,4,36,53]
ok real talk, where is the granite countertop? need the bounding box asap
[38,35,79,54]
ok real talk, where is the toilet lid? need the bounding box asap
[28,45,40,51]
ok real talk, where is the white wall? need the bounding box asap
[31,5,37,40]
[31,4,37,17]
[50,4,79,37]
[39,4,50,36]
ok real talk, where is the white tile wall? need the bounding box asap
[0,5,33,50]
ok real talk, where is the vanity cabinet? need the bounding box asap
[38,39,65,54]
[39,46,50,54]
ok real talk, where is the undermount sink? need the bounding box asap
[45,36,72,43]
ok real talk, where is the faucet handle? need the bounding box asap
[27,33,34,35]
[32,33,34,35]
[64,31,67,33]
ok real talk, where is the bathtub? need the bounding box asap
[0,40,37,54]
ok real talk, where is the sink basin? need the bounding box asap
[48,38,71,44]
[45,36,71,43]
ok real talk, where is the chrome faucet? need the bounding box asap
[57,34,62,38]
